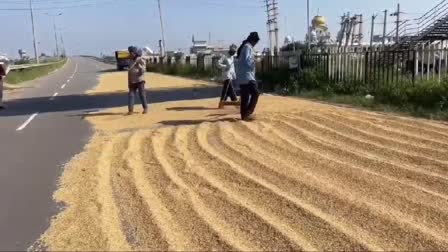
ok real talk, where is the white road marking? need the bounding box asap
[49,92,59,100]
[16,113,39,131]
[61,83,66,89]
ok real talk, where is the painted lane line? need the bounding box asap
[61,83,66,89]
[16,113,39,131]
[67,79,71,82]
[49,92,59,101]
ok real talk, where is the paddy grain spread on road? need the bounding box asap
[35,72,448,251]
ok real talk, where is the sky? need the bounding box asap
[0,0,442,58]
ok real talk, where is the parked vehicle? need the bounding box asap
[115,50,132,71]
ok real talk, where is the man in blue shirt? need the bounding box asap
[236,32,260,121]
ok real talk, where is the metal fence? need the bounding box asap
[263,44,448,91]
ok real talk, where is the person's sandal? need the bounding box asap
[242,114,255,122]
[142,109,148,114]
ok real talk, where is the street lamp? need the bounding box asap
[45,13,63,60]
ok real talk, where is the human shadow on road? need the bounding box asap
[0,86,221,117]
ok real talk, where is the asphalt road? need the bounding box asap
[0,57,220,250]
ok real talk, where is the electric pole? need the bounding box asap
[157,0,166,57]
[358,14,363,45]
[265,0,279,56]
[46,13,62,60]
[60,34,65,57]
[382,9,388,46]
[307,0,310,50]
[53,17,59,59]
[370,14,377,47]
[264,0,272,55]
[272,0,279,55]
[29,0,39,64]
[391,3,401,44]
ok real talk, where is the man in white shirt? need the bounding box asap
[217,44,238,105]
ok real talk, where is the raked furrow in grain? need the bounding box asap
[300,112,448,161]
[322,110,448,150]
[276,114,448,184]
[215,121,448,250]
[198,123,387,251]
[237,120,448,210]
[347,110,448,141]
[282,114,448,173]
[96,135,132,251]
[228,121,448,243]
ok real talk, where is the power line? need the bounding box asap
[0,0,128,11]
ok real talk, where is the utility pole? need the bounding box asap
[370,14,377,47]
[272,0,279,55]
[391,3,401,44]
[264,0,272,55]
[60,34,65,57]
[53,17,59,59]
[382,9,388,46]
[29,0,39,64]
[157,0,166,57]
[46,13,62,60]
[358,14,363,45]
[307,0,311,49]
[265,0,279,56]
[338,13,347,46]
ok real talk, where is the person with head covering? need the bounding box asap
[217,44,238,107]
[236,32,260,121]
[0,61,9,110]
[127,46,148,114]
[0,75,4,110]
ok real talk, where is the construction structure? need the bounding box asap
[336,13,364,47]
[384,1,448,49]
[265,0,280,55]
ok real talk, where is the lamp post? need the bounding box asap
[45,13,62,60]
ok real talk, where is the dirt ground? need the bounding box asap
[36,72,448,251]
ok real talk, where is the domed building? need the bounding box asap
[307,14,332,45]
[312,15,328,30]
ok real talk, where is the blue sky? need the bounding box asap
[0,0,441,58]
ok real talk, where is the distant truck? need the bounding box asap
[115,50,132,71]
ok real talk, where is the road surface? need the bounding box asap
[0,57,220,250]
[0,57,107,250]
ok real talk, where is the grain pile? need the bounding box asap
[35,72,448,251]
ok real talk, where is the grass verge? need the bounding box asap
[147,64,218,80]
[6,59,67,84]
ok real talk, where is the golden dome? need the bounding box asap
[312,15,327,29]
